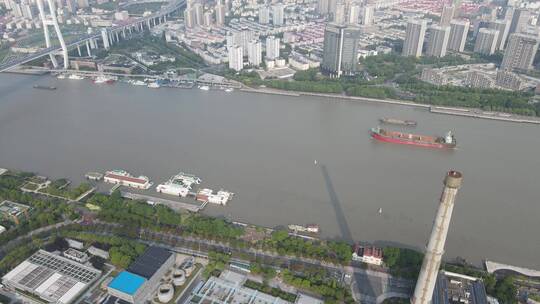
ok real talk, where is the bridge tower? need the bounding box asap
[36,0,69,69]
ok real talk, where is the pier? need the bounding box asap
[430,106,540,125]
[120,191,206,212]
[485,260,540,278]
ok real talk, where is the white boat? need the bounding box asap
[93,76,115,84]
[378,208,383,215]
[132,80,146,86]
[224,88,233,92]
[199,85,210,91]
[68,74,85,80]
[288,224,319,234]
[57,74,66,79]
[148,82,160,89]
[314,160,317,165]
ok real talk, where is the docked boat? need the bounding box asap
[196,188,234,205]
[379,117,417,127]
[147,82,160,89]
[57,74,66,79]
[33,85,56,91]
[199,85,210,91]
[288,224,320,234]
[104,169,153,189]
[131,80,146,86]
[93,76,115,84]
[371,126,456,149]
[68,74,85,80]
[224,88,233,92]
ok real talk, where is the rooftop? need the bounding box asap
[432,271,488,304]
[127,246,172,279]
[108,271,147,296]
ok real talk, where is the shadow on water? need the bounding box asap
[319,163,353,242]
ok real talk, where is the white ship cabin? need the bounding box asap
[104,170,152,190]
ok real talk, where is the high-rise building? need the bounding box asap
[184,6,195,28]
[402,19,427,57]
[333,2,345,24]
[440,5,454,27]
[317,0,329,15]
[328,0,338,18]
[347,4,359,25]
[259,6,270,24]
[77,0,88,8]
[247,39,262,66]
[272,4,284,26]
[474,28,499,55]
[321,23,361,77]
[215,0,225,26]
[504,6,515,21]
[227,29,255,53]
[66,0,77,13]
[411,171,463,304]
[448,19,469,52]
[360,5,373,25]
[488,19,510,50]
[452,0,461,18]
[265,35,280,59]
[228,45,243,71]
[193,2,204,26]
[203,11,213,27]
[426,25,450,57]
[508,8,530,35]
[501,33,539,70]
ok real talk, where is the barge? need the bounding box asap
[379,117,417,127]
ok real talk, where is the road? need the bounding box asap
[78,222,414,303]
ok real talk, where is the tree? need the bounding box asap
[494,276,518,304]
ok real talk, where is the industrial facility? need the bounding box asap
[1,250,102,304]
[107,246,175,303]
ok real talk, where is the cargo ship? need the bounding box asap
[379,117,417,127]
[33,85,56,90]
[371,126,456,149]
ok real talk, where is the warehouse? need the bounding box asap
[1,250,101,304]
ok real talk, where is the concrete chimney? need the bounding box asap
[411,171,463,304]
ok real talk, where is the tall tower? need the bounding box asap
[37,0,69,69]
[411,171,463,304]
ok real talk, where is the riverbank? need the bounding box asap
[241,85,540,125]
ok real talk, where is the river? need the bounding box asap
[1,74,539,269]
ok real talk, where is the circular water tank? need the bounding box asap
[172,269,186,286]
[157,283,174,303]
[183,264,194,277]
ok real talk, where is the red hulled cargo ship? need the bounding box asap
[371,127,456,149]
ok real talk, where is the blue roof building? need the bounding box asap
[108,271,146,296]
[106,247,175,304]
